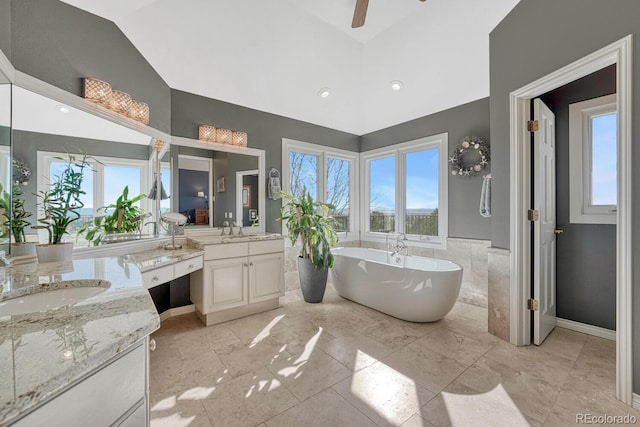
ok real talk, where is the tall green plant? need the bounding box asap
[79,185,146,246]
[33,153,91,244]
[0,183,10,239]
[10,182,32,243]
[278,189,338,270]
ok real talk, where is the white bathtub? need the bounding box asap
[330,247,463,322]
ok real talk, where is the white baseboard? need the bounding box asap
[633,393,640,410]
[159,304,195,322]
[556,318,616,341]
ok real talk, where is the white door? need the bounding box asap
[533,98,557,345]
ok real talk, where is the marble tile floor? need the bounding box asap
[149,285,638,427]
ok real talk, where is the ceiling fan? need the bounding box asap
[352,0,427,28]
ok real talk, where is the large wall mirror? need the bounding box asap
[8,73,172,253]
[0,70,11,254]
[171,136,265,233]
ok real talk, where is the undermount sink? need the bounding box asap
[0,280,110,316]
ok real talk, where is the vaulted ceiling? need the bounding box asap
[60,0,520,135]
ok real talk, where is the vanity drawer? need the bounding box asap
[142,265,174,288]
[204,242,249,260]
[175,256,204,278]
[249,239,284,255]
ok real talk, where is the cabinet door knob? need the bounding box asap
[243,263,249,267]
[149,339,157,352]
[249,262,254,267]
[152,276,159,282]
[188,264,194,269]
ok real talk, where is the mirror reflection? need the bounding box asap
[172,146,259,229]
[0,83,10,252]
[10,85,162,250]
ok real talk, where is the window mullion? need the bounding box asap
[396,150,405,234]
[94,162,104,216]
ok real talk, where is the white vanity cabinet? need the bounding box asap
[190,238,284,326]
[14,339,150,427]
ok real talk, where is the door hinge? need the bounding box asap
[527,298,539,311]
[527,120,539,132]
[527,209,539,221]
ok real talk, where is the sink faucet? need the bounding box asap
[221,221,229,236]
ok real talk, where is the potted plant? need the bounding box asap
[278,188,338,303]
[32,153,91,263]
[9,181,35,256]
[79,185,147,246]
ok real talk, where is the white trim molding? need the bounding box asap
[360,132,448,250]
[556,318,616,341]
[509,35,632,404]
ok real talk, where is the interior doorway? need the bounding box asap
[509,36,632,404]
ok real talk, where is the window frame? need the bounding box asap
[282,138,359,241]
[37,151,151,243]
[568,94,617,224]
[361,132,448,249]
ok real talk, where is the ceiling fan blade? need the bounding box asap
[352,0,369,28]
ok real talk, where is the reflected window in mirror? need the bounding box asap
[160,162,171,214]
[38,151,151,245]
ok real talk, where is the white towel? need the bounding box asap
[480,174,491,218]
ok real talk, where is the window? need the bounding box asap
[569,94,617,224]
[160,162,171,214]
[283,139,358,238]
[362,133,448,248]
[37,151,150,243]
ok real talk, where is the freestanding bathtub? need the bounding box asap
[330,247,463,322]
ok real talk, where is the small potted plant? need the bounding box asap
[278,188,338,303]
[9,181,35,256]
[79,185,147,246]
[32,153,91,263]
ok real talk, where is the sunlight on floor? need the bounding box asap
[442,384,529,426]
[277,327,323,379]
[349,349,423,425]
[250,314,285,348]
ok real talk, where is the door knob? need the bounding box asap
[554,229,564,235]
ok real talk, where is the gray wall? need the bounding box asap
[171,89,360,233]
[489,0,640,391]
[8,0,171,133]
[360,98,491,240]
[12,130,149,230]
[539,66,616,330]
[0,0,10,61]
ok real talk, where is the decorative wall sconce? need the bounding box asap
[197,191,205,198]
[198,124,248,147]
[232,131,248,147]
[83,78,112,106]
[83,77,150,125]
[216,128,233,144]
[129,100,150,125]
[110,90,132,114]
[152,138,166,151]
[199,125,217,142]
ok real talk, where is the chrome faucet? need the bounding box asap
[221,221,229,236]
[386,232,409,256]
[228,221,236,236]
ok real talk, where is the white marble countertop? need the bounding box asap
[187,232,283,247]
[0,254,164,425]
[128,246,204,273]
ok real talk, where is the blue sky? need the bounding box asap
[369,149,439,212]
[591,113,617,205]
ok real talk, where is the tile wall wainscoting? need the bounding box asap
[487,247,511,342]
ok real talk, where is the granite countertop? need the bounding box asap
[0,254,165,426]
[128,246,204,273]
[187,232,284,247]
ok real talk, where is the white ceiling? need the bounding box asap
[60,0,520,136]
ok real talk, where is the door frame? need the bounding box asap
[509,35,633,404]
[236,169,259,226]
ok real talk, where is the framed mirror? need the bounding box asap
[171,136,265,234]
[9,72,172,253]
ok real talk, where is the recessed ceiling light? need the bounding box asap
[318,87,331,98]
[57,105,70,113]
[390,80,404,91]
